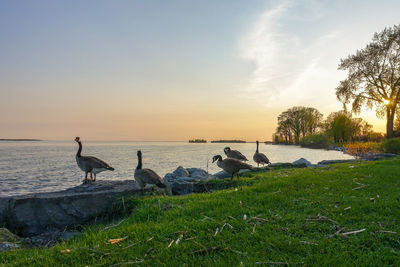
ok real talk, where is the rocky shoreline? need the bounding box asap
[0,153,397,251]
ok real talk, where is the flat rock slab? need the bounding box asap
[0,180,141,237]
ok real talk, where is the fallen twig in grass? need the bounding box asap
[252,217,269,223]
[341,229,366,236]
[307,215,339,225]
[328,227,345,239]
[300,241,318,246]
[378,230,397,234]
[146,236,154,242]
[102,218,127,231]
[344,207,351,211]
[108,259,144,266]
[191,246,226,255]
[252,223,257,233]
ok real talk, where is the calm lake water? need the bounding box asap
[0,141,354,196]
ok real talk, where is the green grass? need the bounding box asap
[2,158,400,266]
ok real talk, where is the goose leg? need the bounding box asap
[93,173,96,181]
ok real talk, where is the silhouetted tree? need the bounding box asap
[325,111,370,143]
[276,106,323,144]
[336,24,400,139]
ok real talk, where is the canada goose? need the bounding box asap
[212,155,253,180]
[135,150,166,188]
[224,147,248,161]
[74,137,114,182]
[253,141,270,167]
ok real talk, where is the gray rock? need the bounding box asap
[164,167,212,195]
[0,180,142,237]
[187,168,209,180]
[317,159,357,165]
[213,170,231,179]
[173,166,190,177]
[292,158,312,167]
[268,162,294,168]
[361,153,398,161]
[0,228,22,251]
[0,241,20,251]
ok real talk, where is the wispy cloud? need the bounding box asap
[239,1,341,108]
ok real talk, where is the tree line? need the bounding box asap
[273,107,385,145]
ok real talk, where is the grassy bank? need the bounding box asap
[1,158,400,266]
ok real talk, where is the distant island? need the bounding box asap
[211,140,246,143]
[0,139,42,142]
[188,139,207,143]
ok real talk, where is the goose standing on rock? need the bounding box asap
[135,150,166,188]
[74,137,114,182]
[253,141,270,167]
[224,147,248,161]
[212,155,253,180]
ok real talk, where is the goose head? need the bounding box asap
[256,141,259,145]
[223,147,231,154]
[137,150,142,157]
[74,136,81,143]
[212,155,222,163]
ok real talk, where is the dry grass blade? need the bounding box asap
[252,217,269,223]
[300,241,318,246]
[175,234,183,245]
[214,227,219,237]
[167,240,174,248]
[102,218,127,231]
[108,236,128,245]
[307,215,339,225]
[255,261,289,265]
[108,259,144,266]
[328,227,345,239]
[191,246,225,255]
[341,229,366,236]
[352,184,367,190]
[60,249,72,254]
[378,230,397,234]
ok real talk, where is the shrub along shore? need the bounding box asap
[1,157,399,266]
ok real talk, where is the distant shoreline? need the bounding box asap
[0,139,42,142]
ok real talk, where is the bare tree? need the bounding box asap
[336,24,400,138]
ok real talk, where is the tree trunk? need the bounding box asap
[386,106,395,139]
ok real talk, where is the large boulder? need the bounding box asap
[0,180,142,237]
[164,167,212,195]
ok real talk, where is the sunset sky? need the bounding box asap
[1,0,399,141]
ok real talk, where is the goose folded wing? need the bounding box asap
[141,169,164,184]
[86,156,114,169]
